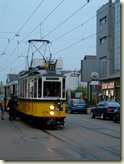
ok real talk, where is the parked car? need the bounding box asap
[66,99,87,114]
[90,101,120,120]
[113,110,120,122]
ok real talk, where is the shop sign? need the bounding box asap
[102,82,114,89]
[90,81,99,85]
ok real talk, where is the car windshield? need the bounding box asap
[107,101,120,107]
[73,99,85,104]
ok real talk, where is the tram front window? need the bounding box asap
[44,82,61,97]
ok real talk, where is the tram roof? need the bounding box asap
[4,80,18,87]
[19,67,65,78]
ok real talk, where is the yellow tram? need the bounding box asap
[4,39,66,128]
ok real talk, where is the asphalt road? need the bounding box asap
[0,110,121,161]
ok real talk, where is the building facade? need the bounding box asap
[62,70,87,91]
[96,0,120,75]
[113,0,120,73]
[81,0,120,103]
[96,0,120,102]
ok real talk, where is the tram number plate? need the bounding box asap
[56,108,62,111]
[42,111,48,114]
[49,64,55,70]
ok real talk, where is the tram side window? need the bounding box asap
[30,79,34,98]
[18,81,21,96]
[38,78,42,98]
[44,82,61,97]
[23,80,25,97]
[62,78,66,98]
[7,86,11,98]
[10,85,14,95]
[14,84,18,96]
[11,84,18,96]
[34,78,37,98]
[19,80,23,97]
[28,78,34,98]
[24,79,27,98]
[28,79,30,98]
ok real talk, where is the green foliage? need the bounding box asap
[74,86,87,99]
[92,92,96,101]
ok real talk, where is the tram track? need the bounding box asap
[7,114,120,160]
[40,113,120,160]
[42,128,120,160]
[9,120,100,160]
[42,129,101,160]
[65,120,120,139]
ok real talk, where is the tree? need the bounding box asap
[74,86,87,100]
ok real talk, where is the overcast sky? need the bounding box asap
[0,0,119,84]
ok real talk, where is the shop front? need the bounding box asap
[99,72,120,103]
[102,82,115,101]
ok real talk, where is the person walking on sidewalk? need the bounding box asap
[7,94,17,121]
[0,100,4,120]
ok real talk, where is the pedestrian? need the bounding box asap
[0,100,4,120]
[7,94,17,121]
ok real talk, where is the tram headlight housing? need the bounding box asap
[50,105,54,110]
[50,111,54,116]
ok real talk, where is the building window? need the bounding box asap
[99,16,107,25]
[99,36,107,44]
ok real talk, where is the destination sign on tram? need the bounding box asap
[49,64,55,70]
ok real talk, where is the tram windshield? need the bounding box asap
[44,82,61,97]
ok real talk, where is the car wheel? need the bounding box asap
[70,109,73,114]
[90,111,95,118]
[101,112,105,120]
[113,115,117,122]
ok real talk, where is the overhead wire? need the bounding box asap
[11,0,45,41]
[0,43,19,72]
[52,15,96,43]
[53,20,120,55]
[16,0,65,66]
[42,0,92,39]
[24,4,110,58]
[20,0,65,43]
[1,19,120,74]
[0,1,113,75]
[51,4,111,43]
[0,0,90,58]
[1,2,110,68]
[0,0,47,78]
[0,0,12,54]
[18,0,92,64]
[0,0,45,58]
[0,0,12,28]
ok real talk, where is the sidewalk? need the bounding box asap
[0,111,18,159]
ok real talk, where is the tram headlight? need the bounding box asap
[50,111,54,116]
[50,105,54,110]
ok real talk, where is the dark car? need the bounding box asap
[66,99,87,114]
[90,101,120,120]
[113,110,120,122]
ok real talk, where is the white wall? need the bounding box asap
[64,71,87,91]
